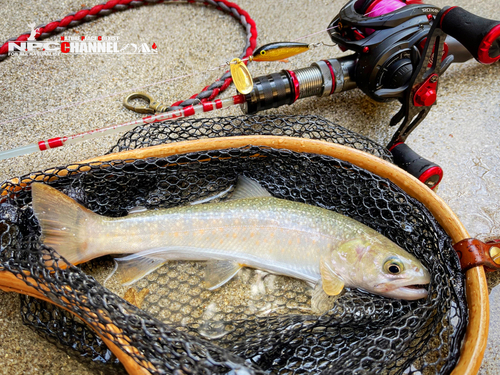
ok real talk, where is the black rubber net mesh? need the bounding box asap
[0,115,467,374]
[107,114,393,162]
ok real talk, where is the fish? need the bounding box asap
[251,42,311,62]
[31,177,430,310]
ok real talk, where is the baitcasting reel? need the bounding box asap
[241,0,500,189]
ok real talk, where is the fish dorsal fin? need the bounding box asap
[320,257,345,296]
[204,261,243,290]
[228,176,272,201]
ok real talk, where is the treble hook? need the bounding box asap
[123,92,170,114]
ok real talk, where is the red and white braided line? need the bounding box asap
[0,0,258,112]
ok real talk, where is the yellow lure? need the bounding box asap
[229,58,254,95]
[252,42,311,62]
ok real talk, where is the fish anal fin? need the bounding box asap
[320,258,345,296]
[114,255,167,286]
[204,261,243,290]
[128,205,147,214]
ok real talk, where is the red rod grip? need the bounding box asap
[440,6,500,64]
[389,143,443,189]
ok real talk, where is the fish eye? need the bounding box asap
[260,50,266,55]
[384,258,404,275]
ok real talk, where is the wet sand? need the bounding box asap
[0,0,499,373]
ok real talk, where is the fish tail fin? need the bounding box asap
[31,183,99,265]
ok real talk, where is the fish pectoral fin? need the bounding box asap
[204,261,243,290]
[320,258,345,296]
[228,176,272,201]
[311,282,337,314]
[311,259,345,314]
[279,59,290,63]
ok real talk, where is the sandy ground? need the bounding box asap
[0,0,499,373]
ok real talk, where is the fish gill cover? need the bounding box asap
[0,115,466,374]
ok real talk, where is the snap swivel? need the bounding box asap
[123,92,170,114]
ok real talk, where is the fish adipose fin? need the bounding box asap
[228,176,272,201]
[320,257,345,296]
[31,183,98,265]
[204,261,243,290]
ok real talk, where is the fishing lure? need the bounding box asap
[251,41,311,62]
[229,42,333,94]
[230,58,254,95]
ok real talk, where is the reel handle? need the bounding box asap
[389,143,443,190]
[440,6,500,64]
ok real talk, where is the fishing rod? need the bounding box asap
[0,0,258,159]
[0,94,246,161]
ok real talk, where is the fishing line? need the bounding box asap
[0,28,338,127]
[292,25,338,41]
[364,0,406,17]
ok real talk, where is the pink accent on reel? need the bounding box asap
[365,0,406,18]
[363,0,408,35]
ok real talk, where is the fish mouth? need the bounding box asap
[374,282,430,300]
[392,284,429,300]
[404,283,429,289]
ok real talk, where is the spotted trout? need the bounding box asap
[31,177,430,306]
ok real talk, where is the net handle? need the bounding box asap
[0,271,152,375]
[0,135,488,374]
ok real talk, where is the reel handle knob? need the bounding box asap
[440,6,500,64]
[389,143,443,190]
